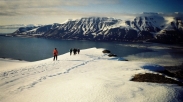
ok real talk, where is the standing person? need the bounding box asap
[77,48,80,54]
[70,48,72,56]
[73,48,77,55]
[53,48,58,61]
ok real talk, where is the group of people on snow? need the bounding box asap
[53,48,80,61]
[70,48,80,56]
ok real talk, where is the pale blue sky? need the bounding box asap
[0,0,183,25]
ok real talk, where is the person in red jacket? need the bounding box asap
[53,48,58,61]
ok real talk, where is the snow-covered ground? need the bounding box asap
[0,48,183,102]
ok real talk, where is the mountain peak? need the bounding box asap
[11,14,183,43]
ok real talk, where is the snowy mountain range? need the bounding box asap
[11,13,183,44]
[0,24,42,29]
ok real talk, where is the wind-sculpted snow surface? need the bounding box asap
[0,48,183,102]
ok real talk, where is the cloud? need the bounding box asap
[0,0,121,16]
[158,12,183,19]
[0,0,122,24]
[1,0,182,25]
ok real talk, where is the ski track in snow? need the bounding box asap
[0,54,105,94]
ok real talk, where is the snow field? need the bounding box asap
[0,48,183,102]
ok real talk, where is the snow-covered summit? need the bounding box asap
[11,14,183,43]
[0,48,182,102]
